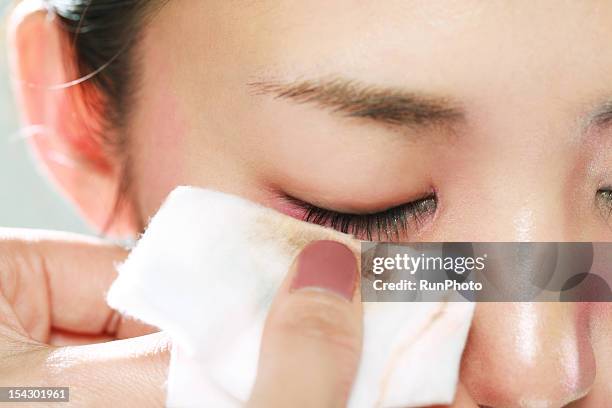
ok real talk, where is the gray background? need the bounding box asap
[0,2,90,234]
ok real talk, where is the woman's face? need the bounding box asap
[131,0,612,246]
[37,0,612,406]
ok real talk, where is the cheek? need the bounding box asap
[130,87,189,219]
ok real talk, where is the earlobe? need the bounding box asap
[8,1,138,237]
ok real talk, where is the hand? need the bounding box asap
[0,228,168,406]
[248,240,477,408]
[0,232,471,407]
[248,240,363,407]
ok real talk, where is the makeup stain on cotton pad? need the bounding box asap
[251,207,360,264]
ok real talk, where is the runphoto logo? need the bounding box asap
[371,253,488,275]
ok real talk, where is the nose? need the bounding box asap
[429,125,598,406]
[460,302,595,407]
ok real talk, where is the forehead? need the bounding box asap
[140,0,612,137]
[152,1,612,80]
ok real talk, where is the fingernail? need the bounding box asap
[291,240,357,300]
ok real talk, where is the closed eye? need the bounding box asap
[283,194,437,241]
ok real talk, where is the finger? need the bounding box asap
[0,291,29,341]
[0,228,153,338]
[249,240,362,408]
[48,329,115,346]
[1,332,170,407]
[54,333,170,406]
[48,317,159,346]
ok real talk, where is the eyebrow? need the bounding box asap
[248,78,465,129]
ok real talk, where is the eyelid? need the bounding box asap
[281,193,437,241]
[281,190,436,215]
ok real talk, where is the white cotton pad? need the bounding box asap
[107,186,474,408]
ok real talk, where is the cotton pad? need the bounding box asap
[107,187,474,408]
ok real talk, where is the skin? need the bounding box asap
[0,231,169,406]
[0,229,368,407]
[7,0,612,406]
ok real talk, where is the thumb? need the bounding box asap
[249,240,362,408]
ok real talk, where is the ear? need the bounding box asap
[8,1,138,237]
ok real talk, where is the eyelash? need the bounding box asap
[285,194,437,241]
[282,188,612,238]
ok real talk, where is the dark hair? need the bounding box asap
[42,0,167,232]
